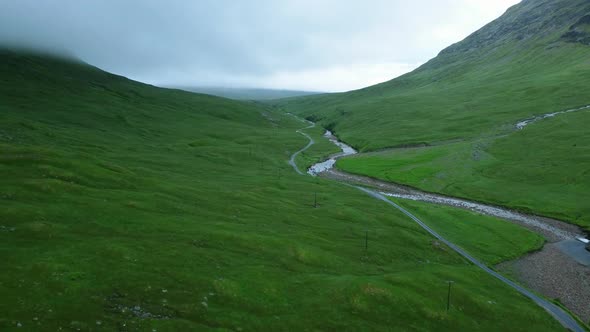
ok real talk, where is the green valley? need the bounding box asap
[0,50,568,330]
[3,0,590,330]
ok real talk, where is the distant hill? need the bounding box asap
[170,86,323,100]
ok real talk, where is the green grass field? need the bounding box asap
[337,108,590,229]
[0,50,568,330]
[392,200,545,265]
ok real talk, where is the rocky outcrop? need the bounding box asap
[561,14,590,45]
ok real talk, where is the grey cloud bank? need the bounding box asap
[0,0,520,92]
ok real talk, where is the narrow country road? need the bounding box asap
[287,115,586,332]
[287,115,315,175]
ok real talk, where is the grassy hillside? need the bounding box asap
[0,50,567,331]
[279,0,590,229]
[278,0,590,151]
[338,109,590,229]
[170,86,322,101]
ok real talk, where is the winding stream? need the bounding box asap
[310,138,584,241]
[307,130,357,176]
[304,109,588,242]
[516,105,590,129]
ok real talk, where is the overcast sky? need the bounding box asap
[0,0,520,92]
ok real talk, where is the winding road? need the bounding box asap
[287,115,315,175]
[287,115,586,332]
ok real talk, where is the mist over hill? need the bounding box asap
[170,86,323,100]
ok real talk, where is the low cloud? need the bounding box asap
[0,0,520,92]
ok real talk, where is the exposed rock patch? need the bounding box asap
[562,15,590,45]
[496,244,590,322]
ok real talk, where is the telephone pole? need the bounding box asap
[446,281,454,312]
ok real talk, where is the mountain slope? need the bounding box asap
[278,0,590,229]
[279,0,590,151]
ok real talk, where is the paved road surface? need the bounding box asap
[287,116,315,175]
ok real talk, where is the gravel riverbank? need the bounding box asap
[497,244,590,322]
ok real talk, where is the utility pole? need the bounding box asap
[365,230,368,250]
[314,192,317,208]
[446,281,454,312]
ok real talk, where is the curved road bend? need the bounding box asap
[287,117,585,332]
[288,116,315,175]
